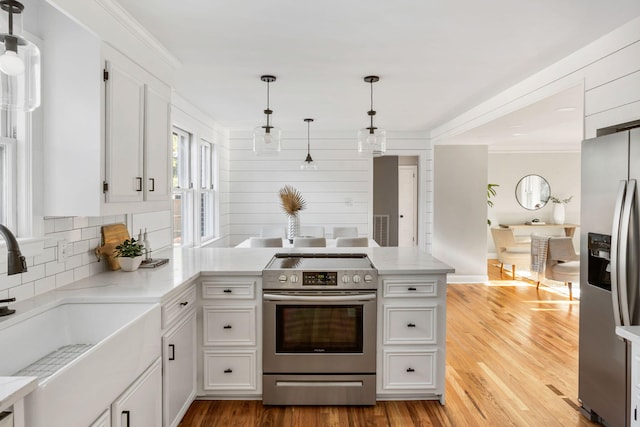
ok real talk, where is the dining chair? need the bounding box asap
[260,226,286,238]
[299,226,325,238]
[333,226,358,238]
[248,237,283,248]
[335,237,369,247]
[293,237,326,247]
[543,236,580,300]
[491,227,531,279]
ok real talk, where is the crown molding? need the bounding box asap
[95,0,181,69]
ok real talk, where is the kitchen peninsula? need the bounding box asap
[0,246,453,427]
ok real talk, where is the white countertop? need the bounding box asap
[0,376,37,413]
[0,246,453,407]
[616,326,640,343]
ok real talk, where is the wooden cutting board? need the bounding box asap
[95,223,130,270]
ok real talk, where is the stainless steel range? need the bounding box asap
[262,253,378,405]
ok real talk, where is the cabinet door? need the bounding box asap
[163,311,196,427]
[89,409,110,427]
[104,58,145,204]
[144,85,171,202]
[112,358,162,427]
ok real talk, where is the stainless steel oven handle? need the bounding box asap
[263,293,376,302]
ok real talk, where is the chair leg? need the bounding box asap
[512,264,517,280]
[499,263,504,278]
[536,281,540,289]
[567,282,573,300]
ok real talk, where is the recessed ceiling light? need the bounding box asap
[556,107,577,112]
[512,133,526,137]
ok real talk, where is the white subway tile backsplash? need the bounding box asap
[55,270,74,288]
[65,254,83,270]
[44,218,55,234]
[54,217,73,232]
[34,276,56,296]
[0,272,22,292]
[45,260,65,277]
[33,247,57,265]
[81,227,98,241]
[88,217,103,227]
[73,217,90,229]
[73,240,90,256]
[20,264,46,284]
[9,282,35,301]
[73,265,92,281]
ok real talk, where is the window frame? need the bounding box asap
[171,126,195,248]
[197,138,218,244]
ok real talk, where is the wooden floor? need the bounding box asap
[179,262,597,426]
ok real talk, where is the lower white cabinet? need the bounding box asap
[163,310,196,427]
[198,277,261,397]
[377,275,446,403]
[112,358,162,427]
[89,409,110,427]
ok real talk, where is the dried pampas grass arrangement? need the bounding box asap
[279,185,306,217]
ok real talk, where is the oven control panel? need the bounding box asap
[303,271,337,286]
[269,270,377,289]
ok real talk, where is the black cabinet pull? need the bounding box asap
[179,301,189,306]
[168,344,175,361]
[408,287,417,291]
[224,369,233,374]
[149,177,155,192]
[407,323,416,328]
[406,368,415,373]
[122,410,130,427]
[223,289,232,293]
[223,325,232,329]
[136,177,143,191]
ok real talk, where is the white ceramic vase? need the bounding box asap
[118,256,143,272]
[553,203,565,225]
[287,215,299,243]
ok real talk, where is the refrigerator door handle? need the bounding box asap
[611,180,627,328]
[619,179,636,326]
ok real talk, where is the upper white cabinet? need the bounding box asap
[42,7,171,217]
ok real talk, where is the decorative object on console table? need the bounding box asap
[550,195,572,225]
[279,185,306,243]
[114,238,144,272]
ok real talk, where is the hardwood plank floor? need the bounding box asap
[179,261,598,426]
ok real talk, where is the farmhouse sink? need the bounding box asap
[0,300,161,427]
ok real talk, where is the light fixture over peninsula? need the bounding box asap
[0,0,40,112]
[253,75,281,156]
[300,118,317,170]
[357,75,385,157]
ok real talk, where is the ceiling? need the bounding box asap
[117,0,640,141]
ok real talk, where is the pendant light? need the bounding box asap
[253,75,281,156]
[357,75,385,157]
[300,118,318,170]
[0,0,40,112]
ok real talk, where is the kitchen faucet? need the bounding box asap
[0,223,27,275]
[0,297,15,316]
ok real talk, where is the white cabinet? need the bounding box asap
[89,409,110,427]
[42,8,171,217]
[198,277,261,397]
[112,358,162,427]
[377,275,446,403]
[162,285,197,427]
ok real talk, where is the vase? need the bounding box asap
[553,203,565,225]
[118,256,143,272]
[287,215,299,243]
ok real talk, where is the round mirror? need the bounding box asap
[515,174,551,210]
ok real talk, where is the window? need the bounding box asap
[0,109,17,231]
[172,128,219,247]
[199,139,217,243]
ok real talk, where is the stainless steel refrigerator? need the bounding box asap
[580,127,640,427]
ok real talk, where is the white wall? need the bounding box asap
[487,152,581,253]
[226,132,432,249]
[433,145,488,282]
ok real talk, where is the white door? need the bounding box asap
[398,165,417,247]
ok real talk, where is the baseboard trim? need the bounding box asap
[447,274,488,284]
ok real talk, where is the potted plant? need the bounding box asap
[114,238,145,271]
[279,185,306,242]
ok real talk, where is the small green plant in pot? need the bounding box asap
[114,238,145,271]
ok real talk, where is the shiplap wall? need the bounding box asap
[226,131,432,249]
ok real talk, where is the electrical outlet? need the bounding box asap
[58,240,68,263]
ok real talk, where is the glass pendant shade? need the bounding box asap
[0,1,40,112]
[358,128,386,157]
[253,125,281,155]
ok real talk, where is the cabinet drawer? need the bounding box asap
[383,350,437,390]
[382,278,438,298]
[203,306,256,346]
[203,350,257,391]
[383,305,437,345]
[162,285,197,329]
[202,281,256,300]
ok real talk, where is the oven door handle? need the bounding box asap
[263,293,376,302]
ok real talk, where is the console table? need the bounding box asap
[499,223,579,238]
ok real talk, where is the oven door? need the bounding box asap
[263,291,377,374]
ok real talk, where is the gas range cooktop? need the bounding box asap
[262,253,378,290]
